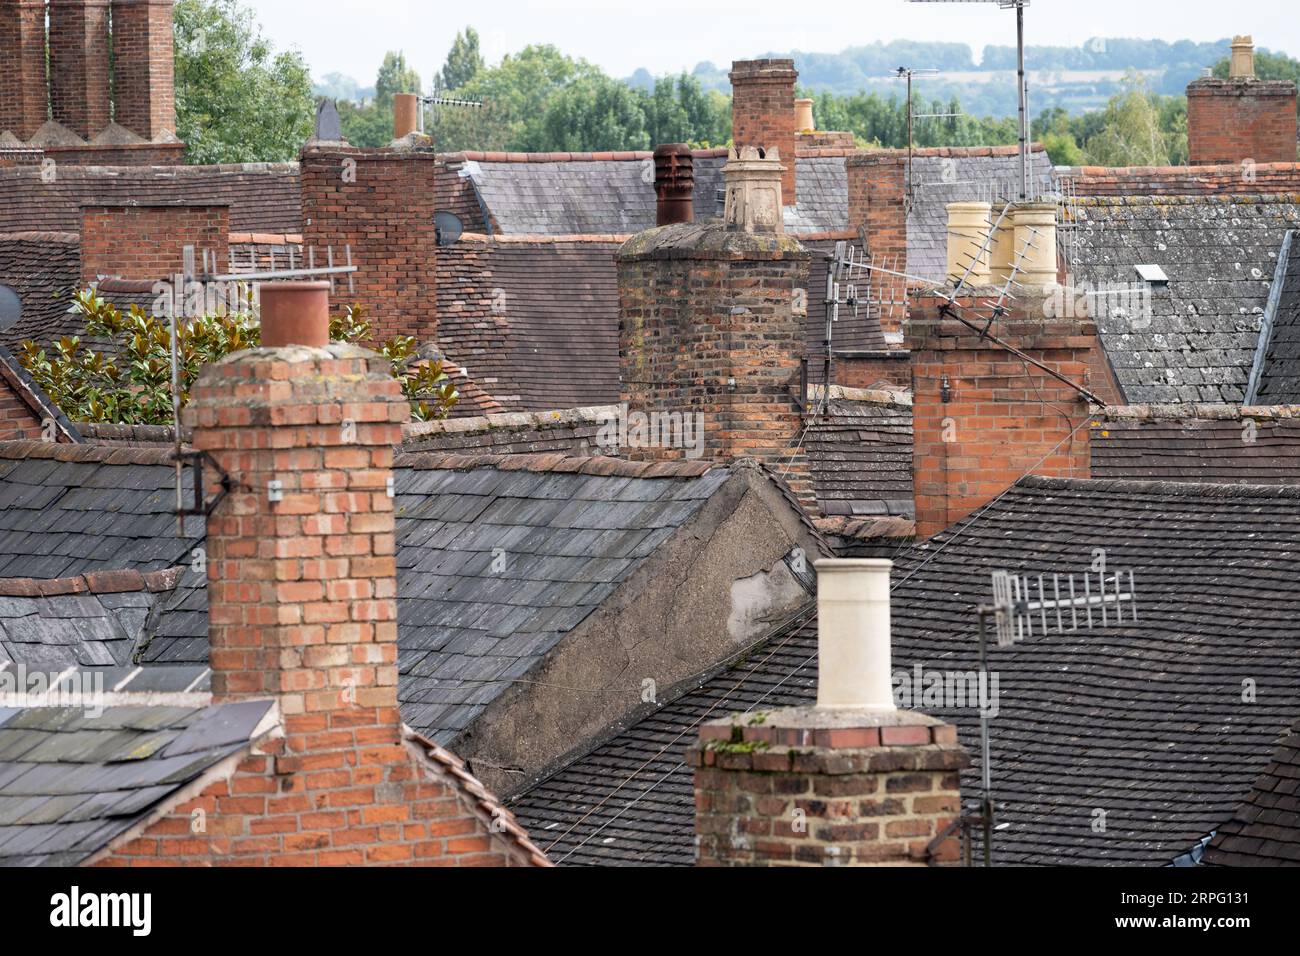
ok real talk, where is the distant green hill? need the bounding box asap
[627,37,1251,116]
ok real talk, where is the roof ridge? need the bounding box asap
[0,566,184,597]
[1019,474,1300,499]
[0,439,175,464]
[403,727,552,866]
[393,450,722,478]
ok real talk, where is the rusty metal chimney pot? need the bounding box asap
[653,143,695,226]
[259,281,331,348]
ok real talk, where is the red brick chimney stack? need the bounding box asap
[186,281,408,713]
[847,152,908,341]
[690,559,970,866]
[908,286,1097,540]
[730,58,798,206]
[49,0,113,140]
[0,0,49,140]
[110,0,178,141]
[1187,36,1298,165]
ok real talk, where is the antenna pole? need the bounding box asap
[1016,1,1028,200]
[977,607,994,867]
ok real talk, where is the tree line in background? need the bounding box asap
[171,2,1299,169]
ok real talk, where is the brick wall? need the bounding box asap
[836,353,912,390]
[690,709,968,866]
[89,325,547,866]
[110,0,177,142]
[730,59,797,206]
[300,147,439,343]
[909,292,1096,539]
[617,223,814,505]
[49,0,112,140]
[0,0,49,139]
[0,372,44,440]
[80,203,230,283]
[1187,78,1298,166]
[846,152,907,340]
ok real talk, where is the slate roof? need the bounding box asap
[0,443,736,746]
[460,153,847,237]
[392,454,729,743]
[0,569,184,671]
[906,149,1055,283]
[1202,717,1300,865]
[511,475,1300,866]
[1072,195,1300,404]
[1252,229,1300,404]
[0,699,272,866]
[0,445,202,579]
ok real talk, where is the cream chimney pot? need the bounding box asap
[1230,35,1256,79]
[723,145,786,234]
[1009,202,1060,290]
[946,201,993,287]
[814,559,895,711]
[795,98,815,132]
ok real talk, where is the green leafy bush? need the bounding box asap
[18,290,457,425]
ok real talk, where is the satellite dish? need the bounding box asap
[0,284,21,331]
[435,211,463,247]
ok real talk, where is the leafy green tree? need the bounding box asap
[173,0,315,164]
[539,74,650,151]
[19,292,457,424]
[337,99,392,149]
[374,51,422,113]
[435,28,485,91]
[1082,74,1178,167]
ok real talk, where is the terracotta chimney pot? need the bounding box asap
[259,281,331,348]
[795,98,815,132]
[393,92,420,139]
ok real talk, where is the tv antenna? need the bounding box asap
[969,565,1138,865]
[909,0,1032,200]
[420,81,486,149]
[890,66,960,211]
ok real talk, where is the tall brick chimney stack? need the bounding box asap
[690,559,970,866]
[909,205,1097,539]
[186,281,408,712]
[49,0,113,140]
[1187,35,1298,165]
[110,0,178,141]
[0,0,49,140]
[730,59,798,206]
[847,152,908,341]
[617,147,814,506]
[96,291,551,866]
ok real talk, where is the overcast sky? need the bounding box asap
[249,0,1298,83]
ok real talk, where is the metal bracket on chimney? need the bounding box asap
[173,450,245,518]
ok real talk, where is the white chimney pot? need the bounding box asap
[814,558,896,711]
